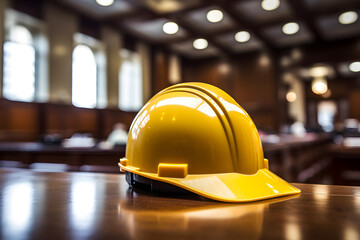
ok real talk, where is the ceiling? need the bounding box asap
[55,0,360,60]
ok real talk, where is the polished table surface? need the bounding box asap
[1,169,359,240]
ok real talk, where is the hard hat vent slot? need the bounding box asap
[158,163,188,178]
[264,159,269,170]
[120,158,128,166]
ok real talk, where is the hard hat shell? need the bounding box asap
[119,82,300,202]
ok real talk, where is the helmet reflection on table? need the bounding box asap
[119,82,300,202]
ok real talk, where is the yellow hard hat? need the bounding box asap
[119,82,300,202]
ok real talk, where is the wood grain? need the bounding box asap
[0,168,359,240]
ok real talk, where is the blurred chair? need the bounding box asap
[107,123,128,146]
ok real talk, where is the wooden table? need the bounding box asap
[1,169,359,240]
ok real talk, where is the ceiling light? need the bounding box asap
[280,56,291,67]
[339,11,358,25]
[193,38,208,50]
[282,22,299,35]
[309,66,329,78]
[218,62,230,75]
[312,77,328,95]
[96,0,114,7]
[261,0,280,11]
[291,48,302,61]
[286,91,297,102]
[235,31,251,43]
[162,22,179,35]
[259,54,270,66]
[349,61,360,72]
[206,9,223,23]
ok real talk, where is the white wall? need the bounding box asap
[137,42,151,103]
[45,3,78,104]
[101,27,122,108]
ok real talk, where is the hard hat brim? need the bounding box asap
[120,163,301,203]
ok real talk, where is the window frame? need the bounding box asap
[2,9,48,102]
[3,27,36,102]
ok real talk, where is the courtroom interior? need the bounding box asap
[0,0,360,238]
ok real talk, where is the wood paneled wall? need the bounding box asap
[0,99,137,142]
[0,100,40,141]
[349,88,360,119]
[0,50,281,142]
[182,52,280,131]
[151,49,170,94]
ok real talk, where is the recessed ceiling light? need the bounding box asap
[286,91,297,102]
[235,31,251,43]
[312,78,328,95]
[259,54,270,66]
[162,22,179,35]
[282,22,299,35]
[193,38,208,50]
[349,61,360,72]
[96,0,114,7]
[261,0,280,11]
[339,11,358,25]
[206,9,223,23]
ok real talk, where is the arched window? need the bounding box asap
[72,44,97,108]
[119,49,142,111]
[3,25,36,102]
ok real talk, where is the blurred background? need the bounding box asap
[0,0,359,185]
